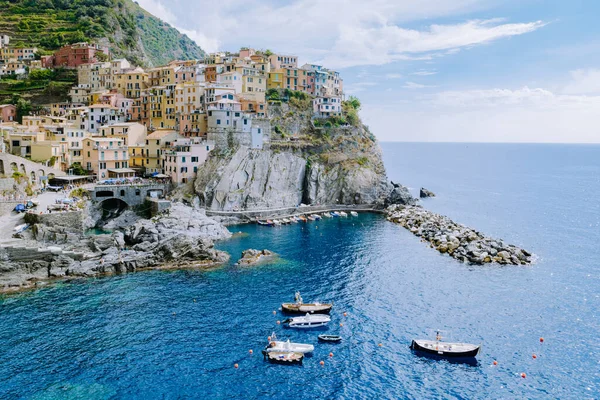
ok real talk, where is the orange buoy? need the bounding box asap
[249,349,253,354]
[268,336,271,341]
[532,354,537,359]
[540,337,544,343]
[276,320,281,325]
[329,352,334,357]
[493,361,498,366]
[320,361,325,366]
[343,312,347,317]
[521,373,526,379]
[339,323,343,327]
[234,363,239,369]
[378,343,382,347]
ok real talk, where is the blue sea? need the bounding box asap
[1,143,599,399]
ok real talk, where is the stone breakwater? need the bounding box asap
[386,205,532,265]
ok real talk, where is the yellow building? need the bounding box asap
[143,129,179,174]
[128,143,146,171]
[115,67,148,99]
[148,66,176,87]
[268,70,285,89]
[30,141,62,169]
[97,122,147,146]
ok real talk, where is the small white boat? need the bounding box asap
[273,219,281,225]
[13,223,29,233]
[284,313,331,329]
[330,212,340,217]
[282,218,291,224]
[311,214,321,220]
[307,215,317,221]
[350,211,359,217]
[339,211,348,217]
[322,213,333,218]
[30,198,40,206]
[290,216,298,223]
[263,339,314,354]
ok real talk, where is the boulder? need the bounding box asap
[236,249,276,266]
[420,188,436,198]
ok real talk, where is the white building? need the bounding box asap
[162,138,214,183]
[216,71,243,94]
[84,104,126,133]
[0,35,9,48]
[313,95,342,118]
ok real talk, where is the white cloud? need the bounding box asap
[136,0,544,69]
[412,70,437,76]
[385,73,403,79]
[403,81,435,89]
[345,81,378,94]
[562,69,600,95]
[363,83,600,143]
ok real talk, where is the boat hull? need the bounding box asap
[263,341,314,354]
[410,340,480,358]
[281,303,333,315]
[318,335,342,343]
[265,351,304,365]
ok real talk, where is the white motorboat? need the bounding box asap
[284,313,331,329]
[290,216,299,223]
[322,213,333,218]
[339,211,348,217]
[350,211,359,217]
[263,339,314,354]
[273,219,281,225]
[282,218,290,224]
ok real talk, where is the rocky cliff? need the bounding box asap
[195,96,402,211]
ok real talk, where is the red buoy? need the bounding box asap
[540,337,544,343]
[276,320,281,325]
[532,354,537,359]
[521,373,526,379]
[339,323,343,327]
[493,361,498,366]
[320,361,325,366]
[329,352,333,357]
[249,350,253,354]
[234,363,239,369]
[268,336,271,341]
[343,312,348,317]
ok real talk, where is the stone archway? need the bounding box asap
[10,162,17,172]
[0,159,4,176]
[19,163,26,174]
[30,171,36,183]
[99,198,129,220]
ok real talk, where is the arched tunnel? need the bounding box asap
[99,198,129,220]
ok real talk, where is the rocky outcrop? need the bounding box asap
[0,202,232,293]
[195,145,394,211]
[387,182,416,206]
[420,188,436,198]
[386,205,532,265]
[235,249,276,266]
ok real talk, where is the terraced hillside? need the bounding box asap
[0,0,205,67]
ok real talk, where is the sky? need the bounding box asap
[136,0,600,143]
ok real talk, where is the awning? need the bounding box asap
[107,168,136,173]
[151,173,170,178]
[53,175,92,182]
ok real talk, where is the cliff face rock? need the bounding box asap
[195,98,401,211]
[195,148,307,211]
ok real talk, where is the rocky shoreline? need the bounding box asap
[0,202,232,293]
[386,205,533,265]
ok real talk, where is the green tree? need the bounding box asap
[69,162,88,176]
[10,95,32,123]
[347,96,361,110]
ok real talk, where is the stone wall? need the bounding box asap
[36,211,85,233]
[0,178,15,190]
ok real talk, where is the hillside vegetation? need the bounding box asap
[0,0,205,67]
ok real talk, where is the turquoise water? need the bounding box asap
[1,143,599,399]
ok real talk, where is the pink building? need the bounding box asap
[0,104,16,123]
[47,43,110,69]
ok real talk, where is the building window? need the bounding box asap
[217,119,221,125]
